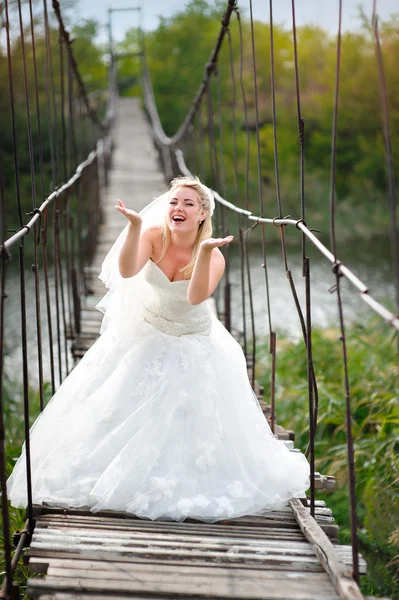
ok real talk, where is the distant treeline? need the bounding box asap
[137,1,399,239]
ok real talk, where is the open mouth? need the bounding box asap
[172,215,186,223]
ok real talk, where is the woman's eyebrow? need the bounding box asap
[171,197,196,202]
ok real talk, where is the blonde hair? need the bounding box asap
[157,176,213,279]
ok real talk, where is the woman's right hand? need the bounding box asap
[115,199,142,227]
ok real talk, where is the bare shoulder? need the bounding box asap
[141,225,163,243]
[211,247,225,271]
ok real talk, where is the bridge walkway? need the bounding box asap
[24,98,365,600]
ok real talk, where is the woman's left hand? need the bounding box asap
[200,236,234,252]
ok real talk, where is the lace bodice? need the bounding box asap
[137,260,212,337]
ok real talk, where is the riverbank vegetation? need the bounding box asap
[0,378,49,598]
[257,318,399,597]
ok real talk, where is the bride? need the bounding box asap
[7,175,310,523]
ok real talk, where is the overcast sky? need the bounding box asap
[77,0,398,43]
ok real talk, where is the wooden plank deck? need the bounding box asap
[26,506,365,599]
[24,98,365,599]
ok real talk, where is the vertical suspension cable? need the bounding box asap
[76,177,88,297]
[42,209,56,395]
[268,0,282,219]
[236,9,250,211]
[6,0,35,535]
[207,76,232,332]
[57,198,70,375]
[19,240,34,534]
[372,1,399,376]
[206,79,220,187]
[226,28,240,204]
[291,0,306,263]
[63,195,74,341]
[4,0,23,227]
[329,0,360,583]
[59,29,68,181]
[44,0,61,183]
[289,0,318,512]
[215,68,227,199]
[245,228,256,389]
[0,166,13,599]
[53,205,63,385]
[42,0,59,389]
[43,0,56,186]
[65,64,77,338]
[236,7,257,373]
[304,255,315,516]
[239,222,248,359]
[70,213,81,336]
[191,120,200,178]
[27,0,45,411]
[248,0,276,432]
[198,100,207,181]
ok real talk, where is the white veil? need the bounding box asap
[96,184,215,335]
[98,192,170,290]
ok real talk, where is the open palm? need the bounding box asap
[200,236,234,251]
[115,199,142,226]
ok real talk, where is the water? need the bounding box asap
[2,237,396,388]
[217,237,395,339]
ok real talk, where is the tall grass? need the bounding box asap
[0,380,51,597]
[257,319,399,597]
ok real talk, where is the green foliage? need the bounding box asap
[136,2,399,238]
[0,11,108,240]
[257,319,399,596]
[0,377,52,598]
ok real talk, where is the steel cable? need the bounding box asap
[372,0,399,377]
[0,166,14,599]
[329,0,360,583]
[248,0,276,431]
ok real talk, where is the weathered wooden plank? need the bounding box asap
[33,525,311,548]
[28,552,326,574]
[30,526,365,568]
[290,498,364,600]
[28,550,366,575]
[29,540,329,571]
[27,550,326,574]
[31,524,322,546]
[33,520,306,543]
[32,529,344,562]
[42,559,333,580]
[34,519,307,540]
[27,564,341,599]
[218,516,339,540]
[28,545,365,576]
[38,596,180,600]
[38,596,224,600]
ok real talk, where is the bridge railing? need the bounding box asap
[140,0,398,589]
[0,0,116,596]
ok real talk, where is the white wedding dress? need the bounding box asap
[7,257,310,522]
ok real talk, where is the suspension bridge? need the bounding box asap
[0,0,397,599]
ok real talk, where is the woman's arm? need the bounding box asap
[116,199,154,278]
[187,236,233,305]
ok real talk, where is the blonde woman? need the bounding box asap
[7,176,309,522]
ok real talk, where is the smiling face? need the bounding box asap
[167,186,207,233]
